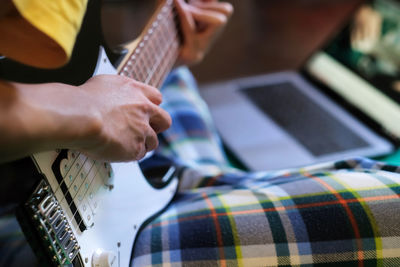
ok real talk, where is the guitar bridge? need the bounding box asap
[17,178,82,267]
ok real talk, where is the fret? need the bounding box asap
[119,0,181,89]
[145,34,179,86]
[146,15,179,85]
[134,17,175,82]
[151,38,179,88]
[143,48,151,74]
[155,41,179,88]
[137,56,146,81]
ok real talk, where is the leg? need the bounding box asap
[157,67,232,174]
[131,158,400,266]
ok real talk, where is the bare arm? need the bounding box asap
[0,1,68,68]
[0,75,171,163]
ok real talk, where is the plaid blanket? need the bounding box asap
[2,68,400,266]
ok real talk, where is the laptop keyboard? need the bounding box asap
[240,82,369,156]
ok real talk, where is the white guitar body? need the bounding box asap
[29,48,179,267]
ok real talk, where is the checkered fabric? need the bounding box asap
[2,68,400,267]
[131,68,400,266]
[132,158,400,266]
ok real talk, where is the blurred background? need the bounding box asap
[101,0,364,84]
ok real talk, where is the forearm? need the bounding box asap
[0,74,171,163]
[0,80,101,162]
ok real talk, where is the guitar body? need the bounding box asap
[0,0,180,266]
[20,149,178,267]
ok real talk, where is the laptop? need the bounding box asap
[200,0,400,171]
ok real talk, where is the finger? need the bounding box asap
[143,87,163,105]
[131,79,163,105]
[135,142,147,160]
[189,6,228,39]
[174,0,196,34]
[188,0,218,3]
[149,106,172,133]
[186,4,228,26]
[190,1,233,17]
[145,128,159,152]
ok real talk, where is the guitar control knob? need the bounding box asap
[92,249,117,267]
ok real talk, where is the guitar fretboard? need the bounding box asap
[119,0,180,88]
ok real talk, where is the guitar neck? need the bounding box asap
[118,0,181,88]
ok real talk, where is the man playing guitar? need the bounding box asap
[2,0,400,266]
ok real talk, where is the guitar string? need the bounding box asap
[120,8,180,88]
[148,8,180,87]
[150,8,180,88]
[124,0,179,85]
[121,35,179,86]
[144,26,179,85]
[51,4,181,230]
[135,36,179,86]
[153,41,180,88]
[51,152,97,229]
[120,0,179,81]
[119,6,176,82]
[127,36,179,90]
[152,16,181,88]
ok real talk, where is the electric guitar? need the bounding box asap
[0,0,182,266]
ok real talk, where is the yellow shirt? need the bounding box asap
[0,0,88,68]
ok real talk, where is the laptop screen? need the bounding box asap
[305,0,400,138]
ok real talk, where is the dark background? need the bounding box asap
[101,0,364,84]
